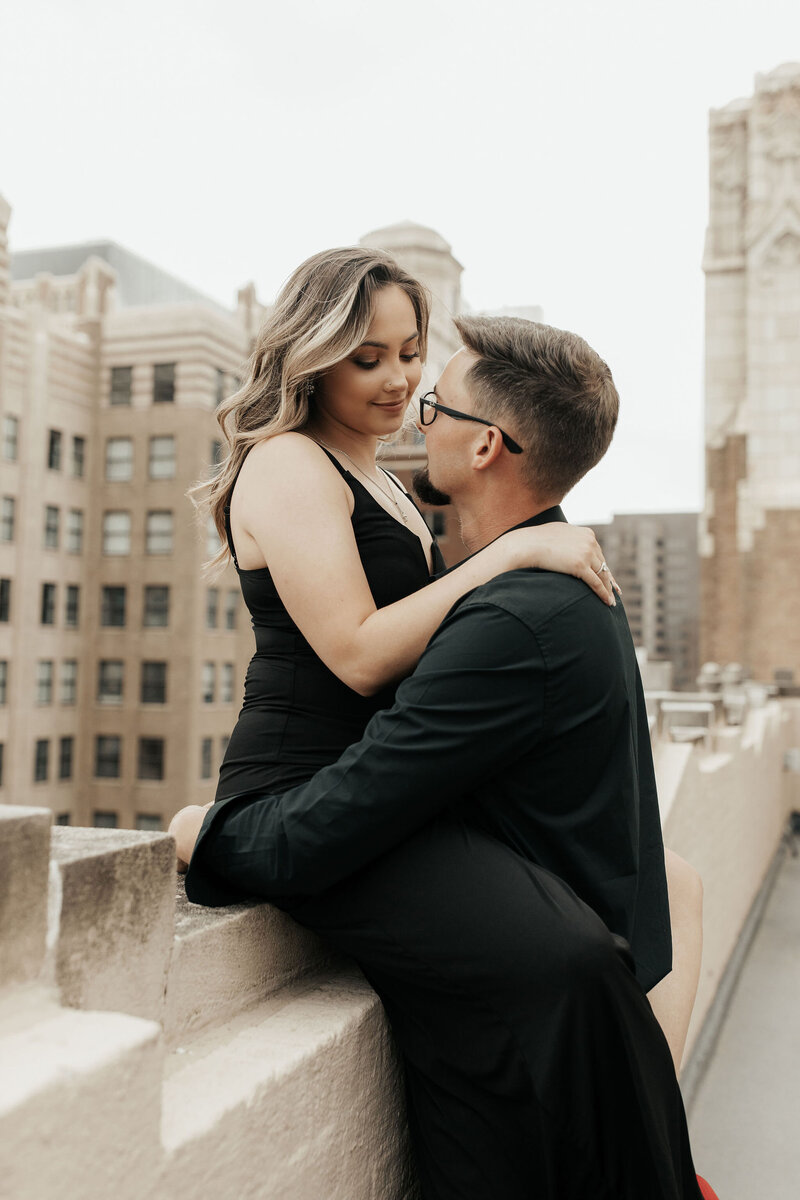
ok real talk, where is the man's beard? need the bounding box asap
[412,467,451,507]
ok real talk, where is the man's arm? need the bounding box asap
[190,600,546,899]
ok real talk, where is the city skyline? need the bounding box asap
[3,1,799,522]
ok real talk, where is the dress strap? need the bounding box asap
[223,505,240,571]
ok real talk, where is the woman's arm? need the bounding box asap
[234,434,613,697]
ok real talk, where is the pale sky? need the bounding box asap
[2,0,799,522]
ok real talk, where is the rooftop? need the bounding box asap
[10,241,229,314]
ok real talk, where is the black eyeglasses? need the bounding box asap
[418,392,523,454]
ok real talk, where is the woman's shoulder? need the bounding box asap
[241,432,340,479]
[236,432,352,511]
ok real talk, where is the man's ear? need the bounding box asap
[472,426,505,471]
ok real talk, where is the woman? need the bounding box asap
[172,245,700,1075]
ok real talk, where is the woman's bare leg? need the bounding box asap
[648,849,704,1074]
[168,802,213,873]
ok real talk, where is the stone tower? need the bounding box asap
[701,63,800,682]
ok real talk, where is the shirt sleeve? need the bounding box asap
[195,600,547,899]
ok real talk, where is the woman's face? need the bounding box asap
[314,284,423,440]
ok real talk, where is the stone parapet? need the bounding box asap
[0,806,51,987]
[0,810,413,1199]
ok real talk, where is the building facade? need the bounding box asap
[0,204,259,828]
[592,512,700,690]
[701,63,800,682]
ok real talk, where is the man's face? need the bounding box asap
[413,348,480,507]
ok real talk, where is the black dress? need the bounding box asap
[214,447,444,801]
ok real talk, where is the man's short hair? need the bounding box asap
[454,316,619,500]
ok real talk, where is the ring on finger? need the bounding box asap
[598,561,609,573]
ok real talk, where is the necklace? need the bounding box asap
[315,438,409,525]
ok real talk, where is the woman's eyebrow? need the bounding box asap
[357,332,420,350]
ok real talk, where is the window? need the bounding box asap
[71,436,85,478]
[64,585,80,628]
[43,505,60,549]
[58,737,74,780]
[60,660,77,705]
[225,589,238,630]
[41,583,56,625]
[146,510,173,554]
[93,811,118,828]
[148,436,175,479]
[105,438,133,482]
[0,496,14,542]
[220,734,229,758]
[101,585,126,627]
[202,662,216,703]
[135,814,163,831]
[55,812,71,825]
[141,661,166,704]
[153,362,176,404]
[138,737,165,780]
[0,660,7,704]
[47,429,62,470]
[110,365,132,406]
[36,660,54,705]
[221,662,234,704]
[425,511,446,537]
[97,660,124,704]
[102,511,131,555]
[200,737,213,779]
[0,578,10,622]
[95,736,121,779]
[0,742,3,788]
[206,588,219,629]
[2,415,18,461]
[143,585,169,627]
[34,739,49,782]
[66,509,84,553]
[215,368,226,408]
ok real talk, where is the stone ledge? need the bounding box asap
[161,964,415,1200]
[165,883,335,1045]
[0,995,163,1200]
[0,806,51,988]
[49,827,175,1021]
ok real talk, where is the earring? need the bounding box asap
[307,378,316,397]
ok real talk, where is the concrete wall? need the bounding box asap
[658,697,799,1060]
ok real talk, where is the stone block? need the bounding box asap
[164,883,334,1044]
[161,966,416,1200]
[0,995,162,1200]
[49,828,175,1022]
[0,806,51,987]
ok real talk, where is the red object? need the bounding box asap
[696,1176,720,1199]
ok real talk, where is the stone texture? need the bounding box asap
[0,997,162,1200]
[702,65,800,680]
[49,827,175,1020]
[659,699,798,1060]
[0,806,51,987]
[161,967,416,1200]
[164,884,335,1044]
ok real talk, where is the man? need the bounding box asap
[180,318,708,1198]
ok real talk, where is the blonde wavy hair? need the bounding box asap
[190,247,430,572]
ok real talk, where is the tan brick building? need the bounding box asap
[0,200,259,828]
[593,512,700,690]
[701,64,800,682]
